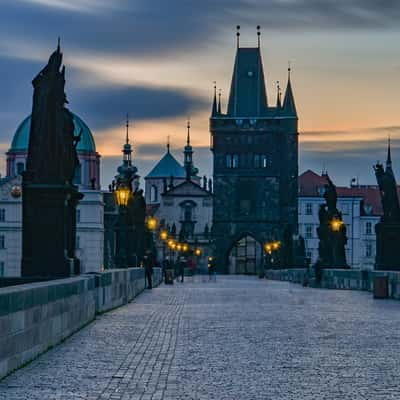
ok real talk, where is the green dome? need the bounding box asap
[10,113,96,153]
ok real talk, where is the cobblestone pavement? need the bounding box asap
[1,276,400,399]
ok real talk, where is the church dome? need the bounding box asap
[9,113,96,153]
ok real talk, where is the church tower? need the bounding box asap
[210,27,298,273]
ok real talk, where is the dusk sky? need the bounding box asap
[1,0,400,188]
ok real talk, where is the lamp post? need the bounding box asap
[264,240,281,269]
[113,115,138,268]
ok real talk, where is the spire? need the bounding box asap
[211,81,218,117]
[257,25,261,48]
[167,135,170,153]
[282,64,297,117]
[125,113,129,144]
[218,89,222,114]
[227,29,268,117]
[276,81,282,108]
[57,37,61,52]
[387,136,392,168]
[236,25,240,48]
[186,118,191,146]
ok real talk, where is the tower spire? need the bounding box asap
[387,136,392,168]
[167,135,170,153]
[211,81,218,116]
[276,81,282,108]
[186,118,191,146]
[257,25,261,48]
[218,89,222,114]
[125,113,129,144]
[282,63,297,117]
[236,25,240,48]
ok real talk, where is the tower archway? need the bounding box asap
[226,234,263,274]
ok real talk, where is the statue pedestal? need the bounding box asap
[22,183,83,278]
[375,221,400,271]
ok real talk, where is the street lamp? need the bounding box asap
[115,184,131,207]
[330,218,344,232]
[195,248,202,257]
[147,216,158,231]
[160,230,168,241]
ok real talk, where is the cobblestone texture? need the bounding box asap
[1,276,400,399]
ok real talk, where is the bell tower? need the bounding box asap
[210,27,298,272]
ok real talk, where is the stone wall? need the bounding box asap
[265,268,400,300]
[0,267,161,380]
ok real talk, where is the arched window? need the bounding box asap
[150,185,158,202]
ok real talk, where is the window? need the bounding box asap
[0,209,5,222]
[0,236,5,249]
[76,209,81,224]
[305,225,313,239]
[305,203,313,215]
[76,235,80,250]
[0,261,4,277]
[150,185,158,202]
[366,243,372,258]
[306,251,312,259]
[226,154,239,168]
[16,162,24,175]
[261,155,268,168]
[366,222,372,235]
[254,154,268,168]
[341,204,349,215]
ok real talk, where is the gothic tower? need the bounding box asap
[210,27,298,273]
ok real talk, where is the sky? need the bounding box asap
[1,0,400,188]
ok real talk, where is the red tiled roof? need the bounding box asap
[298,169,389,216]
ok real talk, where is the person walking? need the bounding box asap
[178,256,186,283]
[208,256,216,281]
[143,252,154,289]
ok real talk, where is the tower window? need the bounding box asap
[366,243,372,258]
[0,261,4,276]
[254,154,268,168]
[150,185,158,202]
[16,162,24,175]
[226,154,239,168]
[305,203,313,215]
[0,209,5,222]
[76,235,80,250]
[305,225,313,239]
[76,209,81,224]
[0,235,5,249]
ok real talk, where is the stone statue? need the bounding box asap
[374,162,400,221]
[373,155,400,270]
[22,43,83,277]
[315,175,348,268]
[27,43,80,184]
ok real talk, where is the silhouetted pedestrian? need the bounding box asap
[143,252,154,289]
[178,257,186,283]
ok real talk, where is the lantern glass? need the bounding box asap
[115,187,130,207]
[160,230,168,241]
[147,217,158,231]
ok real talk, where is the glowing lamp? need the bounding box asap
[115,186,130,207]
[160,230,168,241]
[182,243,189,252]
[330,219,343,232]
[195,248,202,257]
[147,217,158,231]
[176,243,182,251]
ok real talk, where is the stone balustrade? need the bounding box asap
[265,268,400,300]
[0,267,162,380]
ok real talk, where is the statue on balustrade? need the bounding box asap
[22,42,83,278]
[374,143,400,270]
[315,175,348,268]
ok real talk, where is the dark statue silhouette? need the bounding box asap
[373,156,400,270]
[316,175,348,268]
[22,43,83,277]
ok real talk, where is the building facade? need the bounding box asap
[0,112,104,277]
[210,36,298,273]
[299,170,381,270]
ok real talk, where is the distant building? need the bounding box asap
[210,31,298,273]
[299,170,382,269]
[0,112,104,277]
[144,123,213,265]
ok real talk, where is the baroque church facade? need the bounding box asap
[210,32,298,273]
